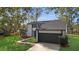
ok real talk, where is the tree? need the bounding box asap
[0,7,33,35]
[76,18,79,34]
[23,8,44,39]
[0,8,9,33]
[48,7,79,34]
[5,7,32,33]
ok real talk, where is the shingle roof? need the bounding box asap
[28,20,67,30]
[40,20,66,30]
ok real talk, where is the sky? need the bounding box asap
[37,10,77,23]
[38,12,58,21]
[25,9,58,24]
[37,8,58,21]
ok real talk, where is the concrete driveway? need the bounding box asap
[28,42,60,51]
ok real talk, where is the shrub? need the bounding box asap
[60,35,68,47]
[21,35,32,39]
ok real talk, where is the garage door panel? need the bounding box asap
[38,33,61,44]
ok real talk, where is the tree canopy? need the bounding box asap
[0,7,79,35]
[47,7,79,34]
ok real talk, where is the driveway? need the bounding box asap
[28,42,60,51]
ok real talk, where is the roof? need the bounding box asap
[28,20,67,30]
[27,21,47,25]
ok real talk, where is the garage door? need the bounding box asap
[38,31,62,44]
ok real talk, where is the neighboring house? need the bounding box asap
[27,20,67,44]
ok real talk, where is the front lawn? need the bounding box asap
[0,35,32,51]
[26,37,36,43]
[60,34,79,51]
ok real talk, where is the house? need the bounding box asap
[27,20,67,44]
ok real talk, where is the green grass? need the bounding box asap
[26,37,36,43]
[0,35,32,51]
[60,34,79,51]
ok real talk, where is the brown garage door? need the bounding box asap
[38,33,61,44]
